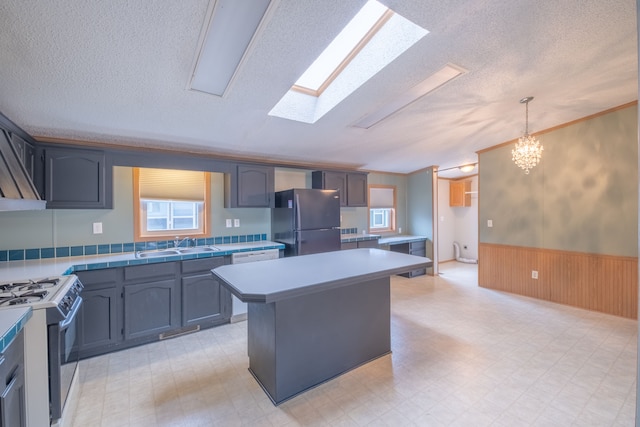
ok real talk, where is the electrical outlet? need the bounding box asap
[233,219,240,227]
[92,222,103,234]
[487,219,493,227]
[225,219,232,228]
[532,270,538,279]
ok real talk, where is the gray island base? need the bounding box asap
[212,248,432,405]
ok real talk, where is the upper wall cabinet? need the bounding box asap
[449,179,471,207]
[311,171,368,207]
[225,164,274,208]
[43,146,113,209]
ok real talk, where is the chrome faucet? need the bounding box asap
[174,236,192,248]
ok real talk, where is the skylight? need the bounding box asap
[292,0,391,96]
[269,0,429,124]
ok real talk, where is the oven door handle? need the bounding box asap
[58,296,82,331]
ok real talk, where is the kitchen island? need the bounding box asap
[212,248,431,404]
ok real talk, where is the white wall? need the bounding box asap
[437,176,478,262]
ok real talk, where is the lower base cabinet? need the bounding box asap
[0,331,25,427]
[76,255,231,359]
[341,239,379,250]
[80,287,119,350]
[389,240,427,277]
[182,257,231,327]
[123,279,180,341]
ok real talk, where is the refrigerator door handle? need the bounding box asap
[295,193,302,230]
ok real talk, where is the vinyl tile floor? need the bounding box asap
[71,262,637,426]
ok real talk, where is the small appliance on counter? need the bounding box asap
[272,188,341,256]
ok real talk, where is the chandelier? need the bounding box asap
[512,96,543,174]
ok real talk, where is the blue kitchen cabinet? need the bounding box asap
[181,257,232,327]
[42,145,113,209]
[76,256,232,359]
[76,268,120,359]
[0,330,25,427]
[312,171,368,207]
[225,164,274,208]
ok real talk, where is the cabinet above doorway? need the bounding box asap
[449,179,471,207]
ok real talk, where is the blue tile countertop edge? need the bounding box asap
[67,242,285,274]
[0,242,284,281]
[377,235,428,245]
[0,307,32,353]
[0,233,271,262]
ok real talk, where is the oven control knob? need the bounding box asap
[60,301,69,311]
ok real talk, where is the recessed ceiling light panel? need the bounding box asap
[353,63,467,129]
[189,0,272,97]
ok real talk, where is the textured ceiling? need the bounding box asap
[0,0,636,177]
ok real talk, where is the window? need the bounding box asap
[133,168,211,241]
[268,0,429,124]
[368,185,396,232]
[292,0,392,96]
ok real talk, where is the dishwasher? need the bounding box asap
[230,249,280,322]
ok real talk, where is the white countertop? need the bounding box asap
[213,248,431,303]
[0,241,284,282]
[377,235,428,245]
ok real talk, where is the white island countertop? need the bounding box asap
[213,248,431,304]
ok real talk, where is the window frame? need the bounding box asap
[133,168,211,242]
[368,184,396,233]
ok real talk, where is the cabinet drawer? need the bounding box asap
[181,256,226,275]
[341,242,357,250]
[410,249,426,258]
[357,239,379,249]
[389,243,411,254]
[409,241,426,251]
[77,268,119,288]
[124,262,176,281]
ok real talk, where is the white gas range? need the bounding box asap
[0,275,83,426]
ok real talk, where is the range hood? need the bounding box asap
[0,129,46,211]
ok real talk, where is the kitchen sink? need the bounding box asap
[135,246,220,258]
[135,249,180,258]
[177,246,220,254]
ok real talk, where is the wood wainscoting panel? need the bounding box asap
[479,243,638,319]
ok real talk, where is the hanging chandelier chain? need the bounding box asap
[525,100,529,135]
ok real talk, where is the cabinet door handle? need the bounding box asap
[1,372,19,400]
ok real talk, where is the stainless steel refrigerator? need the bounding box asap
[272,188,341,256]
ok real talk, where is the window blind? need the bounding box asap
[369,186,394,208]
[136,168,208,201]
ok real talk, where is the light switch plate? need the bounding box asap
[487,219,493,228]
[234,219,240,227]
[225,219,232,228]
[92,222,103,234]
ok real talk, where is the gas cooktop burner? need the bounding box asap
[0,289,49,306]
[0,278,60,292]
